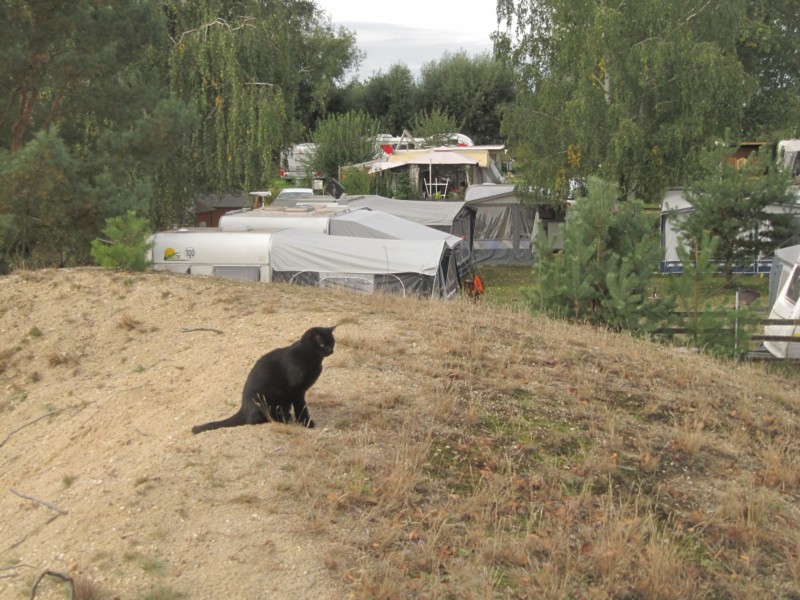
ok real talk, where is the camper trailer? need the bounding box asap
[218,203,480,291]
[763,255,800,359]
[149,227,462,300]
[777,139,800,183]
[280,143,323,182]
[150,228,277,281]
[219,204,347,233]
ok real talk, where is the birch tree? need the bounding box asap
[495,0,799,202]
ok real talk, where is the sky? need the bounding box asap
[315,0,499,80]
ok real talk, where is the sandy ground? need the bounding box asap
[0,268,364,599]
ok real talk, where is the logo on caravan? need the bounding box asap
[164,247,195,261]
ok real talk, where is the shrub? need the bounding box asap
[90,211,152,271]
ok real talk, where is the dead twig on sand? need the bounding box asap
[30,570,75,599]
[10,489,68,515]
[0,411,60,449]
[181,327,224,334]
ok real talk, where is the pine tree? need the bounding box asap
[667,231,758,357]
[531,177,672,332]
[677,146,796,282]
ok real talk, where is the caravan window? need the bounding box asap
[212,266,261,281]
[785,267,800,304]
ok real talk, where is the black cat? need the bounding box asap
[191,326,335,434]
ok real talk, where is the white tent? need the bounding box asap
[329,209,458,243]
[660,188,694,272]
[403,150,479,166]
[328,209,472,279]
[342,195,475,240]
[269,229,459,299]
[660,188,800,274]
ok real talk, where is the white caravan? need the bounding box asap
[149,228,461,299]
[763,255,800,359]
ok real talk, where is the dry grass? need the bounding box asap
[277,289,800,598]
[1,268,799,599]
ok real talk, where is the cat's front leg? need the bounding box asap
[293,398,315,428]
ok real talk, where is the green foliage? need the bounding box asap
[91,212,153,272]
[418,51,514,144]
[345,65,418,134]
[530,177,671,332]
[667,232,759,357]
[310,111,380,178]
[496,0,798,202]
[393,172,414,200]
[340,168,371,195]
[336,52,513,143]
[412,107,458,146]
[676,145,796,281]
[0,0,194,262]
[736,1,800,138]
[0,130,95,268]
[165,2,292,195]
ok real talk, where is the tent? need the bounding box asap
[659,189,693,273]
[342,195,475,245]
[217,201,478,285]
[328,209,474,280]
[269,229,460,299]
[464,183,538,265]
[660,188,800,274]
[150,227,461,299]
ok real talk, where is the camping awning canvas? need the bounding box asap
[329,210,462,247]
[343,196,472,231]
[368,161,408,173]
[403,151,479,166]
[269,228,448,277]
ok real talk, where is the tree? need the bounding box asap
[309,111,380,180]
[673,145,796,282]
[418,51,514,144]
[91,211,153,272]
[495,0,791,203]
[531,177,670,332]
[666,231,757,357]
[412,106,458,146]
[736,0,800,139]
[0,130,90,268]
[0,0,195,264]
[161,0,361,214]
[354,64,418,135]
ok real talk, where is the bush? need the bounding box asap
[341,168,371,195]
[530,177,671,332]
[90,211,153,271]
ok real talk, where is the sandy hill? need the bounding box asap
[1,268,798,599]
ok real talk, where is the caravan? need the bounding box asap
[763,254,800,359]
[217,203,481,292]
[149,227,463,300]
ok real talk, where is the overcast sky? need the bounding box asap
[315,0,499,80]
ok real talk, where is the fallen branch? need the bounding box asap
[0,411,60,449]
[10,489,68,515]
[30,570,74,599]
[181,327,224,334]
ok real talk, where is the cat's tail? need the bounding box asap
[191,413,246,434]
